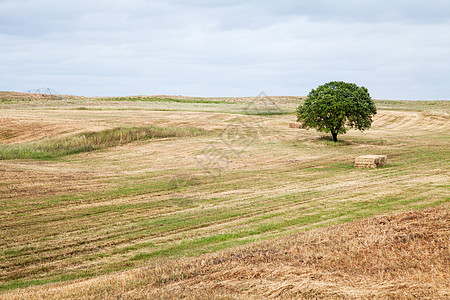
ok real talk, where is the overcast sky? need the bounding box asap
[1,0,449,99]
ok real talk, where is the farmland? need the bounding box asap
[0,92,448,298]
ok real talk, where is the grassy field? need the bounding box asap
[0,92,448,298]
[7,207,448,299]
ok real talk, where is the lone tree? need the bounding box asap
[297,81,377,142]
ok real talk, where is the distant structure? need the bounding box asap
[27,88,65,101]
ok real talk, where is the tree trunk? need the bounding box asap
[331,131,338,142]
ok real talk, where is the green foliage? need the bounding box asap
[297,81,377,142]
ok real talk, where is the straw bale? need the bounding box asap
[354,155,387,168]
[289,123,303,129]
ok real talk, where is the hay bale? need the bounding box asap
[354,155,387,168]
[289,122,303,129]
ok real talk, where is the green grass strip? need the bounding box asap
[96,96,229,104]
[0,126,206,160]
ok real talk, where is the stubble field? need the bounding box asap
[0,92,448,299]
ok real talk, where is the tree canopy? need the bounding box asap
[296,81,377,142]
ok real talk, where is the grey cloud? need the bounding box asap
[1,0,449,99]
[257,0,450,24]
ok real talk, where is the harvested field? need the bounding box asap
[3,207,449,299]
[0,92,448,297]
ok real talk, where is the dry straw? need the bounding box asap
[354,155,387,168]
[288,123,303,129]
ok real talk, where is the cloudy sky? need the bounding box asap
[1,0,449,99]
